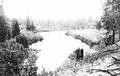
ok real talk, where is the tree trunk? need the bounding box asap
[119,27,120,41]
[115,16,120,41]
[112,30,115,43]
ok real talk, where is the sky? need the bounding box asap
[3,0,105,21]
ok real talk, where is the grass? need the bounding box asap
[57,49,120,76]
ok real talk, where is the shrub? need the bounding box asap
[0,16,7,42]
[0,39,39,76]
[11,19,20,38]
[0,40,29,76]
[37,68,55,76]
[27,35,44,45]
[26,17,36,31]
[22,49,39,76]
[16,34,29,48]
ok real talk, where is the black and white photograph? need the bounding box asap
[0,0,120,76]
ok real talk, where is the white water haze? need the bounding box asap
[3,0,105,21]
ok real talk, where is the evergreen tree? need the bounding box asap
[102,0,120,43]
[0,16,7,42]
[11,19,20,38]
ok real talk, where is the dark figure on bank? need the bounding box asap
[16,34,29,48]
[74,48,84,61]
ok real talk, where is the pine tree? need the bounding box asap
[0,16,7,42]
[11,19,20,38]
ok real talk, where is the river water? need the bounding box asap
[29,30,106,73]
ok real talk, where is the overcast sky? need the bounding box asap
[3,0,105,21]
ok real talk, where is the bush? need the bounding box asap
[21,49,39,76]
[26,18,36,31]
[0,16,7,42]
[0,39,39,76]
[27,35,44,45]
[16,34,29,48]
[0,40,29,76]
[37,68,55,76]
[11,19,20,38]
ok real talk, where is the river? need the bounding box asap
[29,29,106,73]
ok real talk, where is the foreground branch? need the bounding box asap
[107,57,120,67]
[90,68,120,76]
